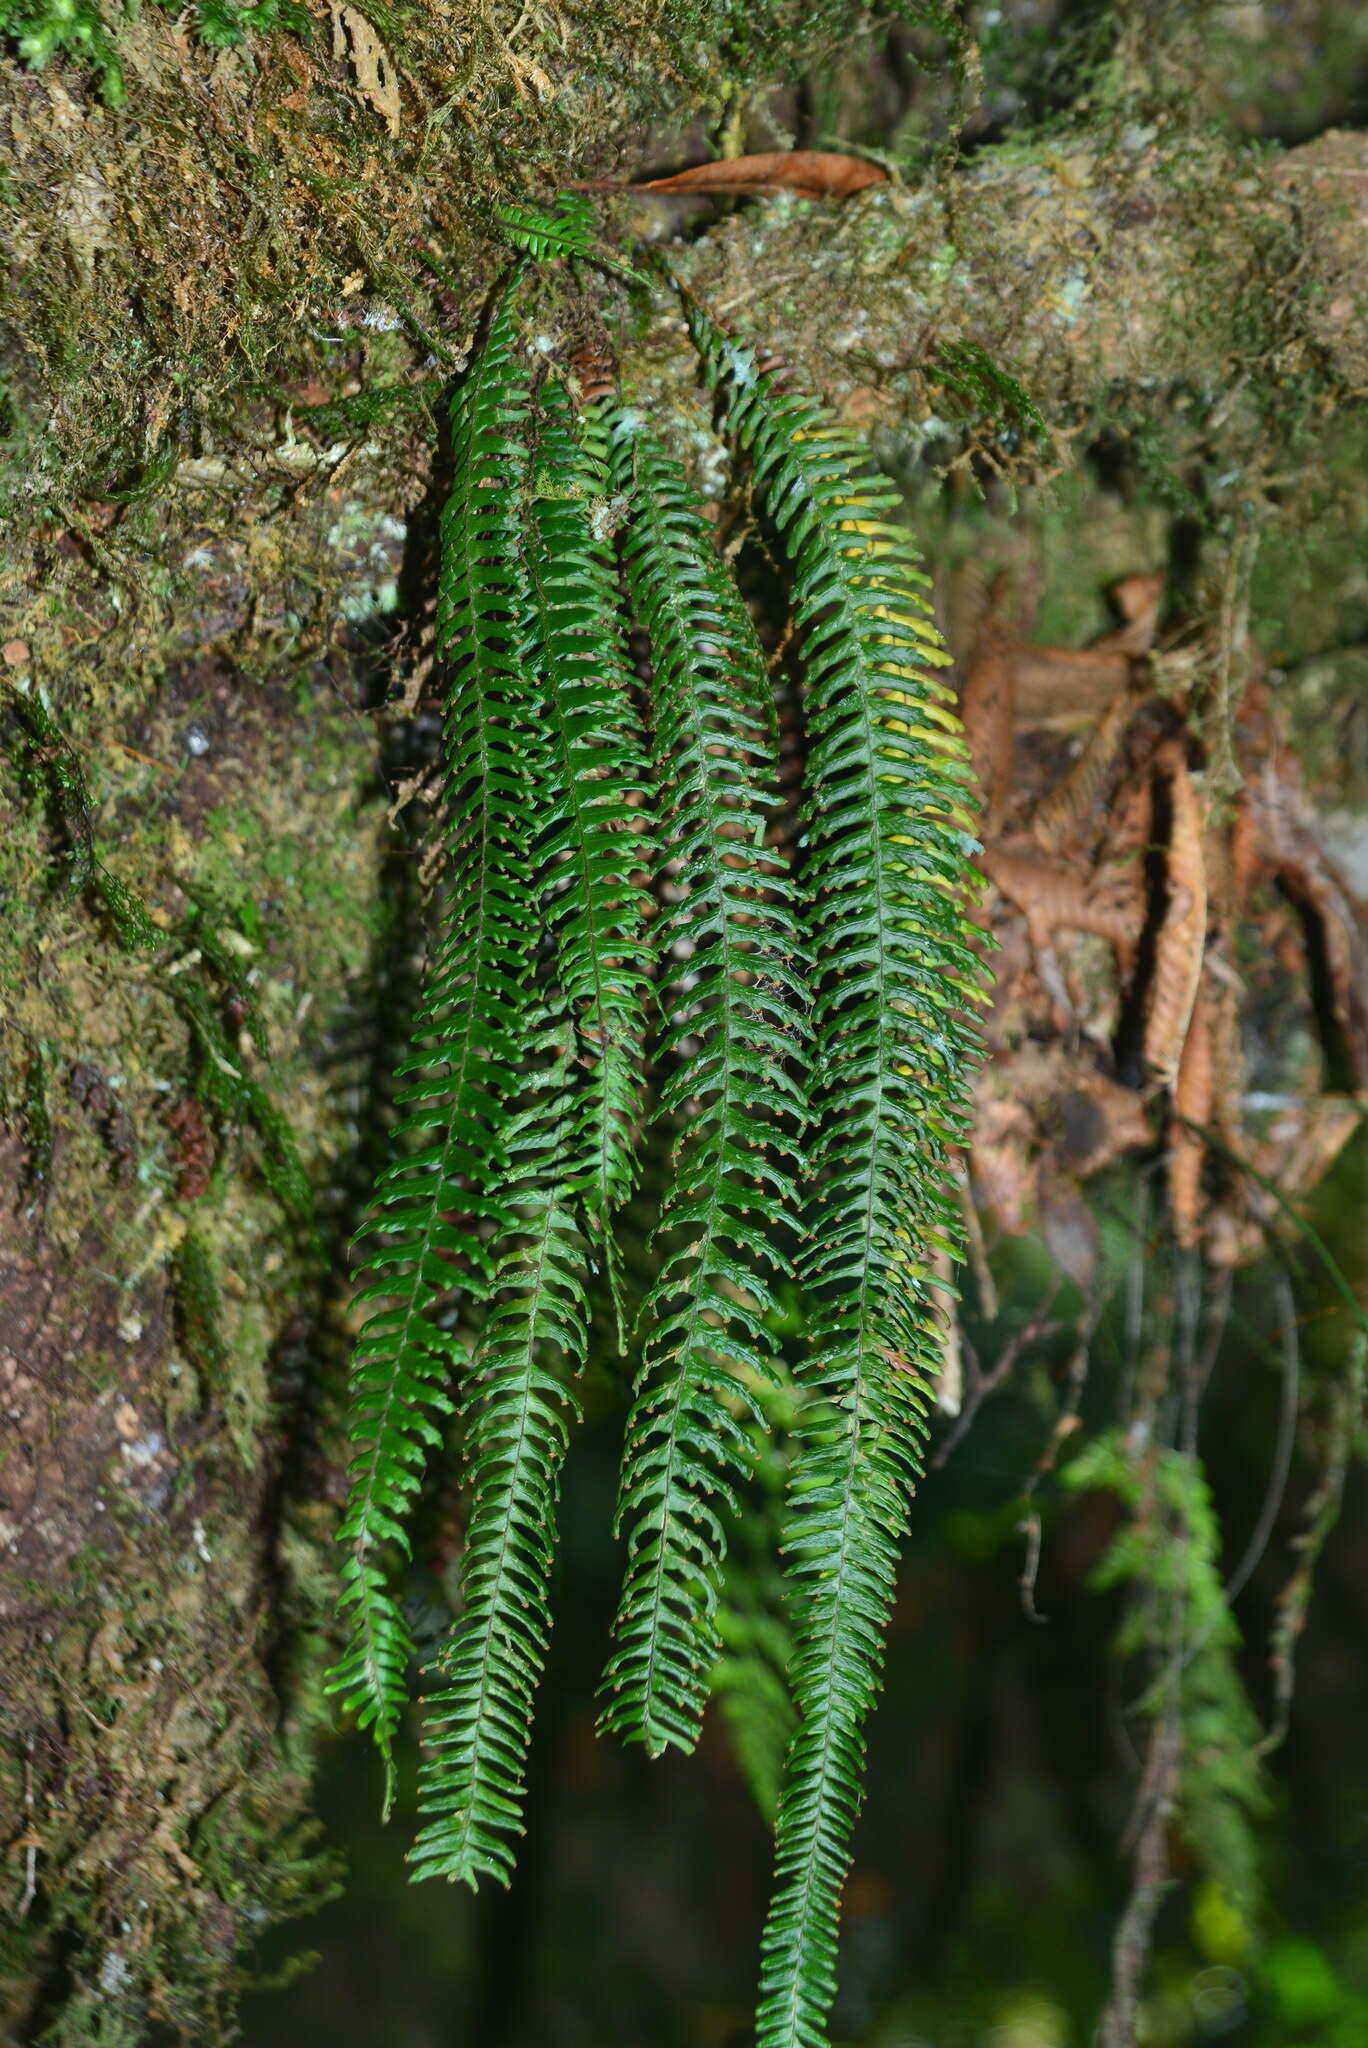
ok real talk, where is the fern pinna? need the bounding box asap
[330,207,983,2048]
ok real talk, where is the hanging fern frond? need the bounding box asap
[522,377,656,1330]
[685,290,985,2048]
[326,280,542,1807]
[409,1016,592,1888]
[599,408,807,1756]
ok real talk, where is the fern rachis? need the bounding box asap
[522,379,655,1310]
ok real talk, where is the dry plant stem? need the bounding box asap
[1103,1275,1185,2047]
[956,1156,998,1321]
[1223,1271,1301,1606]
[1017,1288,1107,1624]
[1099,1695,1183,2048]
[1259,1330,1368,1755]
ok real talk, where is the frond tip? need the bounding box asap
[410,1032,592,1887]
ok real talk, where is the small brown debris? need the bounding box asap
[166,1099,214,1203]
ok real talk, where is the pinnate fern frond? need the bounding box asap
[523,378,655,1322]
[599,408,807,1756]
[496,193,597,265]
[327,282,541,1805]
[409,1019,592,1888]
[687,293,985,2048]
[495,194,647,286]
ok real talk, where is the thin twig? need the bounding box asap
[1099,1696,1183,2048]
[1258,1330,1367,1754]
[931,1273,1064,1468]
[1223,1270,1300,1605]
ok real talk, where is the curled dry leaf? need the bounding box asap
[1031,692,1134,854]
[1094,571,1166,654]
[1168,979,1215,1249]
[1012,641,1133,729]
[982,843,1147,955]
[626,151,889,201]
[1144,747,1208,1089]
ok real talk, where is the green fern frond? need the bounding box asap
[598,408,807,1756]
[685,293,985,2048]
[409,1018,591,1888]
[326,282,542,1807]
[496,194,597,264]
[713,1411,799,1826]
[522,378,656,1330]
[495,194,646,287]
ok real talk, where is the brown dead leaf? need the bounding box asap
[1094,571,1166,654]
[1031,693,1134,854]
[958,622,1016,832]
[629,151,888,200]
[1012,642,1134,727]
[982,843,1147,955]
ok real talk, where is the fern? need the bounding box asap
[326,280,541,1806]
[405,370,656,1881]
[496,195,598,265]
[408,1016,591,1887]
[686,294,984,2048]
[599,408,807,1756]
[328,233,985,2047]
[495,195,647,287]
